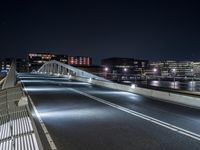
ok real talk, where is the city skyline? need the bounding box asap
[0,1,200,64]
[1,51,200,66]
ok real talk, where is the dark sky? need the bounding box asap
[0,0,200,64]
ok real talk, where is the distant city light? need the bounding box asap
[88,78,92,83]
[104,67,109,71]
[124,68,128,72]
[172,68,176,73]
[1,70,8,73]
[131,84,136,89]
[153,68,157,72]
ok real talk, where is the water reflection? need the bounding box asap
[136,80,200,92]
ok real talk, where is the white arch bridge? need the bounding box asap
[38,60,108,81]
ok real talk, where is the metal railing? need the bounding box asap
[0,86,43,150]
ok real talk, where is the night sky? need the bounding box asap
[0,0,200,64]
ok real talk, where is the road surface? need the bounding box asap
[18,73,200,150]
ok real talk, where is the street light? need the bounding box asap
[104,67,109,79]
[191,68,194,91]
[123,68,128,72]
[104,67,109,72]
[131,84,136,89]
[172,68,176,73]
[153,68,157,80]
[172,68,176,88]
[88,78,92,83]
[123,68,128,80]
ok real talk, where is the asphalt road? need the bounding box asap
[18,73,200,150]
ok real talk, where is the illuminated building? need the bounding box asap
[149,60,200,77]
[0,58,28,76]
[28,53,92,72]
[55,55,68,64]
[28,53,56,72]
[101,57,149,75]
[68,56,92,66]
[0,58,12,75]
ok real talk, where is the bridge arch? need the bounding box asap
[38,60,107,81]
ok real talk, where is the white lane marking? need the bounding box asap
[22,83,57,150]
[28,95,57,150]
[70,88,200,141]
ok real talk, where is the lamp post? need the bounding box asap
[191,68,194,91]
[172,68,176,88]
[104,67,109,79]
[135,75,137,84]
[153,68,157,80]
[146,74,148,86]
[144,73,148,86]
[123,68,128,80]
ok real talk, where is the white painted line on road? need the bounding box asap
[27,94,57,150]
[70,88,200,141]
[22,85,57,150]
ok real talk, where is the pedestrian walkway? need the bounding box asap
[0,86,43,150]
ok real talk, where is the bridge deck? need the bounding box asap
[19,73,200,150]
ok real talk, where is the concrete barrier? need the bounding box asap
[72,76,200,109]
